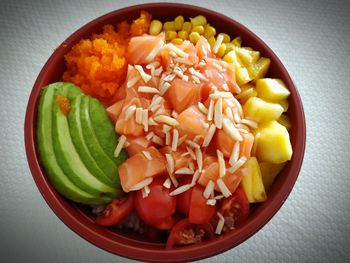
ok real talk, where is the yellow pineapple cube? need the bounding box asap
[243,97,284,123]
[241,157,267,203]
[256,78,290,102]
[255,121,293,163]
[259,162,286,192]
[278,114,291,130]
[236,83,257,104]
[248,57,270,80]
[279,99,289,112]
[235,47,260,66]
[236,66,253,86]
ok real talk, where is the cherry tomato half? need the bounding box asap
[166,218,214,249]
[176,177,193,216]
[189,184,216,224]
[220,186,249,228]
[95,194,134,226]
[134,177,177,230]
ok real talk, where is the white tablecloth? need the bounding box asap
[1,0,350,262]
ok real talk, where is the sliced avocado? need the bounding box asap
[80,96,122,188]
[52,86,117,198]
[67,94,116,187]
[36,83,110,204]
[88,97,128,166]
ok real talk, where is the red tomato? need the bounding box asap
[134,177,177,230]
[189,184,216,224]
[95,194,134,226]
[166,218,214,249]
[220,187,249,227]
[176,177,193,216]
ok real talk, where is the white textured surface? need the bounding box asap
[1,0,350,262]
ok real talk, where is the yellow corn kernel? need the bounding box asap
[164,21,175,31]
[216,44,226,58]
[174,15,184,30]
[190,15,207,27]
[165,30,177,41]
[231,36,242,47]
[204,25,216,39]
[208,36,216,48]
[218,33,231,43]
[182,21,192,32]
[149,20,163,35]
[191,25,205,35]
[171,38,184,45]
[189,31,201,44]
[178,30,188,40]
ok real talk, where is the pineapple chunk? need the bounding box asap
[279,99,289,112]
[231,36,242,47]
[259,162,286,192]
[235,47,260,66]
[255,121,293,163]
[278,114,292,130]
[248,57,270,80]
[241,157,267,203]
[223,51,253,86]
[236,83,257,104]
[256,78,290,102]
[243,97,284,123]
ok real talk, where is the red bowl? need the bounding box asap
[24,3,306,262]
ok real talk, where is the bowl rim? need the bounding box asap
[24,2,306,262]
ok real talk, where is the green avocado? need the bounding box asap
[67,94,118,187]
[36,83,110,204]
[79,96,124,188]
[52,86,117,198]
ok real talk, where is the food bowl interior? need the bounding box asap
[25,3,305,262]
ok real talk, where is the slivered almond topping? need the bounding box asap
[148,117,157,126]
[214,195,225,200]
[151,135,164,146]
[172,129,179,151]
[185,140,200,149]
[168,172,179,188]
[126,75,140,88]
[177,135,187,147]
[241,118,258,129]
[202,124,216,147]
[142,109,148,132]
[236,87,253,99]
[138,86,160,94]
[212,62,223,71]
[225,107,234,122]
[173,66,184,78]
[181,151,191,157]
[221,83,229,91]
[252,132,260,156]
[172,110,179,118]
[146,39,164,62]
[192,75,201,84]
[162,72,176,82]
[186,146,196,160]
[165,130,171,145]
[159,81,171,96]
[238,128,249,134]
[169,183,192,196]
[182,75,189,81]
[127,64,134,75]
[175,57,193,66]
[163,178,172,189]
[149,94,162,107]
[188,162,195,171]
[198,60,206,67]
[209,92,233,100]
[191,170,201,186]
[130,177,153,191]
[195,148,203,172]
[234,83,241,93]
[152,66,163,77]
[198,102,208,114]
[125,105,136,120]
[228,156,247,173]
[114,135,127,157]
[135,65,152,83]
[217,150,226,178]
[203,180,215,199]
[217,178,232,197]
[214,98,223,129]
[153,115,179,126]
[232,97,243,115]
[229,141,240,166]
[124,141,130,148]
[175,167,194,175]
[213,34,224,54]
[215,211,225,234]
[169,50,178,58]
[135,107,143,124]
[145,132,154,141]
[188,67,209,81]
[207,99,214,121]
[193,135,202,143]
[222,116,243,141]
[206,199,217,206]
[165,154,175,174]
[162,124,171,133]
[142,185,150,198]
[166,43,189,58]
[146,61,160,69]
[233,112,241,123]
[142,150,152,160]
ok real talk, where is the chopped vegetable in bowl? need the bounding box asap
[36,11,293,248]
